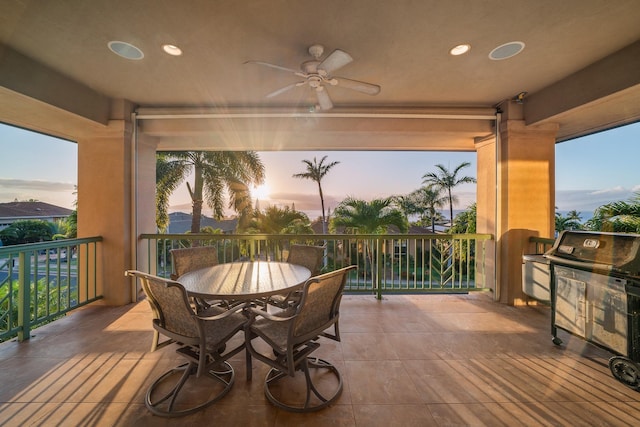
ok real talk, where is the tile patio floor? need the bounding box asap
[1,292,640,426]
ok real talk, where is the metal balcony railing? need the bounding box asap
[528,236,556,254]
[0,237,103,342]
[140,233,493,299]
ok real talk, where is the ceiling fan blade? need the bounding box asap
[244,60,302,75]
[316,87,333,110]
[334,77,381,95]
[265,82,304,98]
[317,49,353,74]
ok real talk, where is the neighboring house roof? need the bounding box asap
[0,201,73,221]
[407,225,434,234]
[310,220,324,234]
[167,212,238,234]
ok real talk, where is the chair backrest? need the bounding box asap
[170,246,219,279]
[126,270,200,340]
[291,265,356,341]
[286,244,324,276]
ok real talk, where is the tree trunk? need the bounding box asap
[190,164,205,234]
[318,182,327,234]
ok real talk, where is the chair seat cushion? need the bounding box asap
[200,306,247,351]
[251,316,290,352]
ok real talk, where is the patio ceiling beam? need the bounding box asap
[525,40,640,141]
[0,44,111,126]
[137,106,496,152]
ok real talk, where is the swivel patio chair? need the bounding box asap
[141,245,222,352]
[266,244,325,309]
[245,265,356,412]
[125,270,247,417]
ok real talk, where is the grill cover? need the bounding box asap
[544,231,640,277]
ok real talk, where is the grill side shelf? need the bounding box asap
[544,254,615,274]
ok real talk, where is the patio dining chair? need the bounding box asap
[170,245,233,313]
[141,246,221,353]
[245,265,356,412]
[266,244,325,309]
[170,245,219,280]
[125,270,247,417]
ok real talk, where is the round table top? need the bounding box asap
[178,261,311,301]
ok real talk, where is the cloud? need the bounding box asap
[0,178,75,192]
[268,191,341,211]
[590,186,626,195]
[0,179,76,208]
[556,188,634,213]
[168,203,193,213]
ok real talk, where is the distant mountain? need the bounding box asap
[556,188,633,212]
[167,212,237,234]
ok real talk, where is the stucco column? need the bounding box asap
[475,137,497,294]
[77,119,134,305]
[477,104,558,305]
[498,119,558,304]
[134,133,160,280]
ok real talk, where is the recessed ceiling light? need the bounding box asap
[450,44,471,56]
[107,41,144,60]
[162,44,183,56]
[489,41,525,60]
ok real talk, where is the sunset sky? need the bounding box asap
[1,121,639,222]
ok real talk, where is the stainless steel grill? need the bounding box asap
[544,230,640,391]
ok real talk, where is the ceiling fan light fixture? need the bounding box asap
[489,41,525,60]
[450,44,471,56]
[308,44,324,59]
[247,44,379,111]
[162,44,182,56]
[108,41,144,60]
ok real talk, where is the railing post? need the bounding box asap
[17,251,31,342]
[375,238,382,300]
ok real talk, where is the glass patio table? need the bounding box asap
[178,260,311,303]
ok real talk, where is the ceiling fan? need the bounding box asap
[246,44,381,110]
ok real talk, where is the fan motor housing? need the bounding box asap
[301,60,320,74]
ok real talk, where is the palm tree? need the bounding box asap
[449,203,477,272]
[585,192,640,233]
[331,197,408,280]
[555,209,582,233]
[422,162,476,228]
[449,203,477,234]
[396,185,448,232]
[243,205,314,260]
[567,210,582,222]
[156,151,265,233]
[156,153,190,232]
[331,197,408,234]
[292,156,340,234]
[249,205,312,234]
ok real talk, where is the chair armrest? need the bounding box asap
[196,303,246,321]
[246,306,297,323]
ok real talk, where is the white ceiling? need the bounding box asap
[1,0,639,149]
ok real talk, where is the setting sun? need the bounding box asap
[252,183,271,200]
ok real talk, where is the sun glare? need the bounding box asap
[253,183,271,200]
